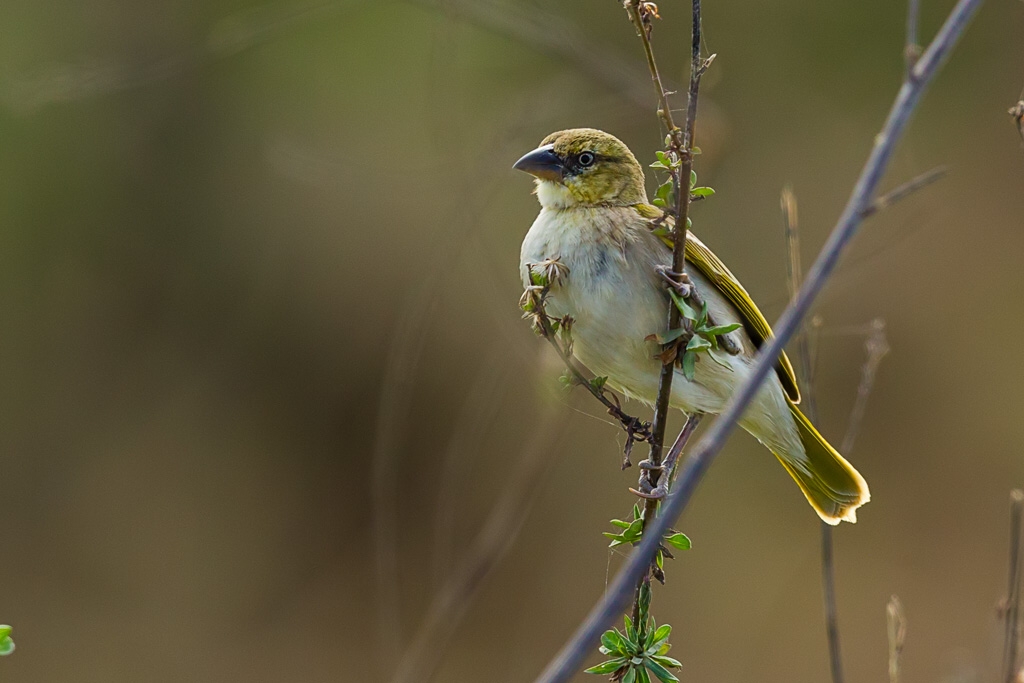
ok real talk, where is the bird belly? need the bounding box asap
[519,208,802,461]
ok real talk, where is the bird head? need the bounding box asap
[513,128,647,209]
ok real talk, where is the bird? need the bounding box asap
[513,128,869,524]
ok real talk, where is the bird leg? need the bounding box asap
[655,265,692,298]
[630,459,668,500]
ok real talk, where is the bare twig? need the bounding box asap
[905,0,922,76]
[521,268,652,467]
[620,0,710,630]
[886,595,906,683]
[391,408,568,683]
[534,1,983,679]
[860,166,948,219]
[419,0,676,111]
[782,187,842,683]
[1003,489,1024,683]
[1008,88,1024,143]
[841,319,890,455]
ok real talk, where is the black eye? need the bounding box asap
[578,152,596,167]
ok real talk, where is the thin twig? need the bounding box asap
[534,1,983,679]
[1010,86,1024,143]
[886,595,906,683]
[621,0,709,627]
[391,408,568,683]
[905,0,922,76]
[841,319,890,455]
[522,268,652,466]
[1003,489,1024,683]
[782,187,841,683]
[860,166,948,219]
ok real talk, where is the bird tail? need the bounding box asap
[772,402,870,525]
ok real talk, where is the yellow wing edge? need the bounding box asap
[637,204,802,403]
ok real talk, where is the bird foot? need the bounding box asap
[629,484,667,500]
[655,265,692,298]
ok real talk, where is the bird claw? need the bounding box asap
[630,485,667,500]
[655,265,692,297]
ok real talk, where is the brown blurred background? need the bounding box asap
[0,0,1022,681]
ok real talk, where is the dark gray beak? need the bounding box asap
[512,144,564,182]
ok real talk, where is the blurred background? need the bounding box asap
[0,0,1022,681]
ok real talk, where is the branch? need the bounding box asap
[521,264,652,467]
[621,0,710,631]
[390,409,568,683]
[905,0,922,76]
[533,0,983,679]
[1003,489,1024,683]
[1009,88,1024,144]
[782,188,843,683]
[886,595,906,683]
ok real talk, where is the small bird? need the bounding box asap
[513,128,869,524]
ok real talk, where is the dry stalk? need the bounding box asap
[1003,489,1024,683]
[886,595,906,683]
[620,0,711,633]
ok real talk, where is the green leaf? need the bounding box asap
[530,270,548,287]
[652,655,682,668]
[689,170,697,189]
[696,301,709,328]
[652,180,674,207]
[681,351,696,380]
[686,336,711,353]
[610,518,631,529]
[655,549,664,571]
[691,146,702,155]
[584,658,627,675]
[645,657,679,683]
[623,666,638,683]
[691,187,715,198]
[668,291,697,321]
[655,328,688,345]
[651,624,672,645]
[0,626,13,657]
[589,376,608,392]
[636,664,652,683]
[633,503,642,521]
[623,518,644,542]
[601,630,628,656]
[638,583,652,620]
[705,349,734,371]
[703,322,741,336]
[624,615,637,645]
[665,532,692,550]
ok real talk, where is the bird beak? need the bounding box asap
[512,144,564,182]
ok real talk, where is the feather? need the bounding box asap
[634,203,802,403]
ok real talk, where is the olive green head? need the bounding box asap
[513,128,647,208]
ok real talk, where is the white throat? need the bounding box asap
[534,180,580,210]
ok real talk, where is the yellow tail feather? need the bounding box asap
[774,402,870,525]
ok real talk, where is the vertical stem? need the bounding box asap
[630,0,705,622]
[782,187,842,683]
[1003,489,1024,683]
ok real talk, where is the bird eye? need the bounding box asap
[578,152,596,167]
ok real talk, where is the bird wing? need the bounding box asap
[634,203,802,403]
